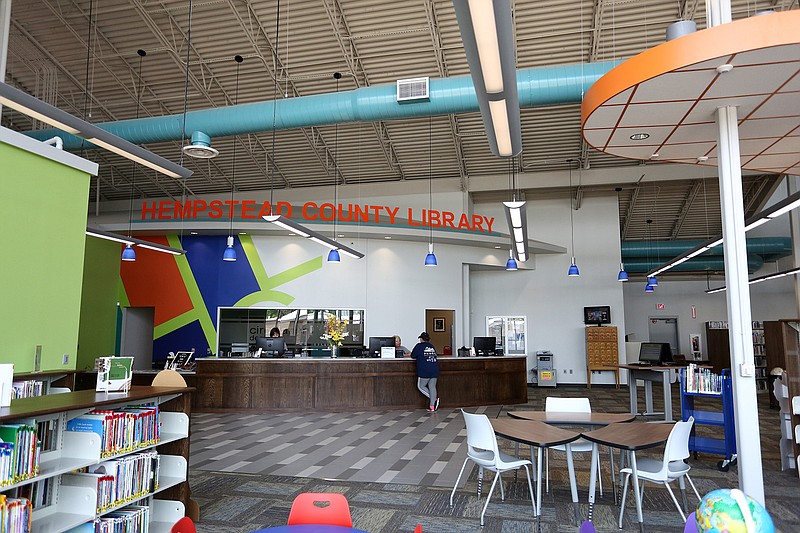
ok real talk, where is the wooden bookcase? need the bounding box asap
[585,326,620,388]
[764,320,800,464]
[0,386,197,533]
[705,321,769,392]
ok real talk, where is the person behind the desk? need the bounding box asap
[269,327,281,338]
[394,335,410,356]
[410,332,440,412]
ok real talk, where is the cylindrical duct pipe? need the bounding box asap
[24,61,618,151]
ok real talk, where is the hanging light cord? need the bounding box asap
[429,115,433,245]
[127,49,145,238]
[178,0,193,242]
[270,0,282,207]
[230,56,242,237]
[569,163,576,256]
[333,72,341,241]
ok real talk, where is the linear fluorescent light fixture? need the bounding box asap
[705,267,800,294]
[453,0,522,157]
[648,188,800,278]
[86,227,185,255]
[262,215,364,259]
[0,81,192,179]
[503,200,528,262]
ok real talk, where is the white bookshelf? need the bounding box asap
[0,386,194,533]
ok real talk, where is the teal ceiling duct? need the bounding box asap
[24,61,618,151]
[621,237,791,262]
[623,255,765,274]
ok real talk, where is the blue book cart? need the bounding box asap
[680,368,737,471]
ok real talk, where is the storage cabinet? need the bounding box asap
[585,326,619,388]
[0,386,196,533]
[705,321,769,391]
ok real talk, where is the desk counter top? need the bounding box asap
[198,355,526,362]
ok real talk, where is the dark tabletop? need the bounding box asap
[581,422,674,451]
[508,411,636,425]
[491,419,581,448]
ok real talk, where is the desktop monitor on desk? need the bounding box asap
[638,342,672,365]
[255,336,286,357]
[473,336,499,356]
[368,336,395,358]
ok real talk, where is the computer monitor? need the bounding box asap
[638,342,672,364]
[255,336,286,357]
[368,336,395,358]
[473,336,498,357]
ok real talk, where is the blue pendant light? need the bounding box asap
[223,236,237,262]
[327,249,341,263]
[121,243,136,262]
[424,116,438,267]
[506,249,518,271]
[617,263,629,282]
[328,72,343,263]
[223,55,243,262]
[648,275,658,286]
[645,283,655,293]
[425,243,438,266]
[566,161,580,277]
[568,257,580,276]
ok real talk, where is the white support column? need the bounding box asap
[716,105,765,505]
[462,263,470,349]
[788,177,800,317]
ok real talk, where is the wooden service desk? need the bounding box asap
[193,355,527,412]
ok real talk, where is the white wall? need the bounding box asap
[470,193,625,385]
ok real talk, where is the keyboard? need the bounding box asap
[628,361,654,366]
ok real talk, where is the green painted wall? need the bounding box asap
[0,140,91,372]
[77,237,122,370]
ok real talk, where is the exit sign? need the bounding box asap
[657,303,665,310]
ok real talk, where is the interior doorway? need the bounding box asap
[425,309,455,355]
[121,307,155,370]
[648,317,679,355]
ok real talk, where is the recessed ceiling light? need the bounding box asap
[384,236,392,240]
[630,133,650,141]
[190,231,198,235]
[697,156,709,162]
[650,153,660,159]
[338,234,345,238]
[238,232,247,235]
[494,245,502,249]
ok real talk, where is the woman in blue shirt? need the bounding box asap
[410,332,440,411]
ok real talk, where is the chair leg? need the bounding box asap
[450,458,470,507]
[685,474,701,501]
[618,472,631,529]
[480,470,502,527]
[663,481,687,522]
[522,464,537,518]
[477,466,484,498]
[597,452,603,498]
[498,472,505,501]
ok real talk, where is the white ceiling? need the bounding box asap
[4,0,796,243]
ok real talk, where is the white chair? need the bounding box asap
[544,397,607,495]
[618,417,701,527]
[449,410,536,526]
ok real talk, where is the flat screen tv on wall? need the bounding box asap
[584,306,611,325]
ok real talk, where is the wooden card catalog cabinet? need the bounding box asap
[586,326,620,388]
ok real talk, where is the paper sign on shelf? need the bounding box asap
[96,356,134,393]
[0,363,13,407]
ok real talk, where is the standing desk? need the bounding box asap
[619,364,686,422]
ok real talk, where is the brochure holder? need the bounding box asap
[96,356,134,394]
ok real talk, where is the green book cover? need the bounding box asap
[108,357,133,381]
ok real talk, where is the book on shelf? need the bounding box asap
[0,420,40,485]
[95,356,134,393]
[0,495,32,533]
[683,363,724,394]
[10,380,43,400]
[66,405,159,458]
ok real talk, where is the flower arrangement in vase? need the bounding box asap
[323,315,348,357]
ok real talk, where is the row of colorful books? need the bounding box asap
[66,450,161,512]
[0,495,32,533]
[9,381,43,400]
[0,422,40,486]
[683,363,724,394]
[3,478,50,510]
[93,505,150,533]
[66,405,160,458]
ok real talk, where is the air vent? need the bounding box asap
[397,77,430,103]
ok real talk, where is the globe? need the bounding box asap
[696,489,775,533]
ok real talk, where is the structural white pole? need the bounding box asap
[716,105,765,505]
[789,177,800,317]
